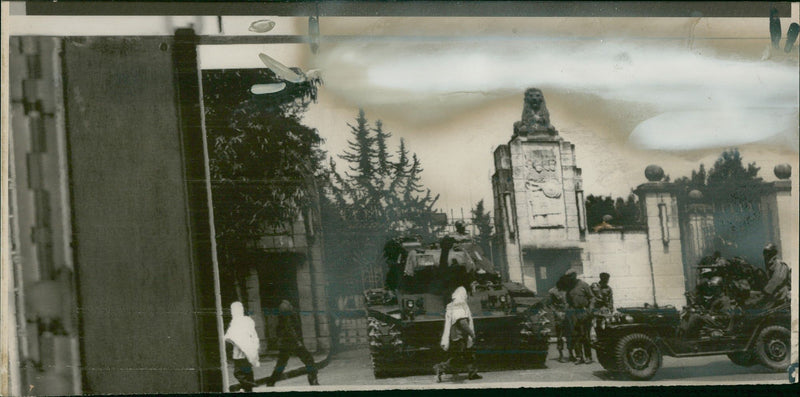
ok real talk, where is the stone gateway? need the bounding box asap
[491,89,794,309]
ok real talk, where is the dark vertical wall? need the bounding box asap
[172,29,224,392]
[62,35,221,393]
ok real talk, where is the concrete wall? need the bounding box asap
[583,231,653,309]
[62,34,221,393]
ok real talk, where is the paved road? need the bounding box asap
[260,344,788,390]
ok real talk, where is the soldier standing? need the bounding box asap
[759,243,791,308]
[548,276,571,362]
[565,270,595,365]
[591,272,614,314]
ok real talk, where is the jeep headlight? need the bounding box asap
[624,314,634,323]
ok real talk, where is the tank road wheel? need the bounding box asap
[726,351,758,367]
[367,317,404,378]
[754,325,790,372]
[614,333,661,380]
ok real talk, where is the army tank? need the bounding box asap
[364,234,551,378]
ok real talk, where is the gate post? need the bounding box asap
[761,165,795,266]
[634,165,686,308]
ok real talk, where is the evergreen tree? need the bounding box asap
[585,194,642,229]
[614,194,642,228]
[585,194,615,229]
[671,148,765,262]
[325,110,442,294]
[471,199,494,256]
[673,148,762,202]
[374,120,392,180]
[340,109,374,182]
[706,149,760,187]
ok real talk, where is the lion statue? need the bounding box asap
[514,88,557,136]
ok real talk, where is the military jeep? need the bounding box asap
[593,302,791,380]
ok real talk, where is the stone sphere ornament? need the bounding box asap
[644,165,665,182]
[688,189,704,200]
[774,164,791,180]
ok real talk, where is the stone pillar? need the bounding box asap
[635,165,686,308]
[305,206,331,352]
[292,217,319,352]
[308,242,330,352]
[763,164,795,266]
[492,146,524,284]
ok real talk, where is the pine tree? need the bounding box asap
[471,200,494,256]
[325,110,442,294]
[340,109,375,184]
[374,120,392,178]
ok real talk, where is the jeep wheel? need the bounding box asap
[596,345,619,372]
[614,333,661,380]
[726,351,757,367]
[754,325,790,372]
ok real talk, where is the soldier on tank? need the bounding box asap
[453,221,471,242]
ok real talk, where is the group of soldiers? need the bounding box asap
[679,243,791,338]
[545,242,791,359]
[547,270,614,364]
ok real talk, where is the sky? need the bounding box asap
[5,7,800,216]
[204,15,800,214]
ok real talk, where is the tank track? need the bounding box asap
[367,315,404,378]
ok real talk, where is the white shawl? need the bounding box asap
[224,302,261,367]
[440,287,475,351]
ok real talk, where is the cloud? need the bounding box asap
[314,38,798,150]
[629,109,799,150]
